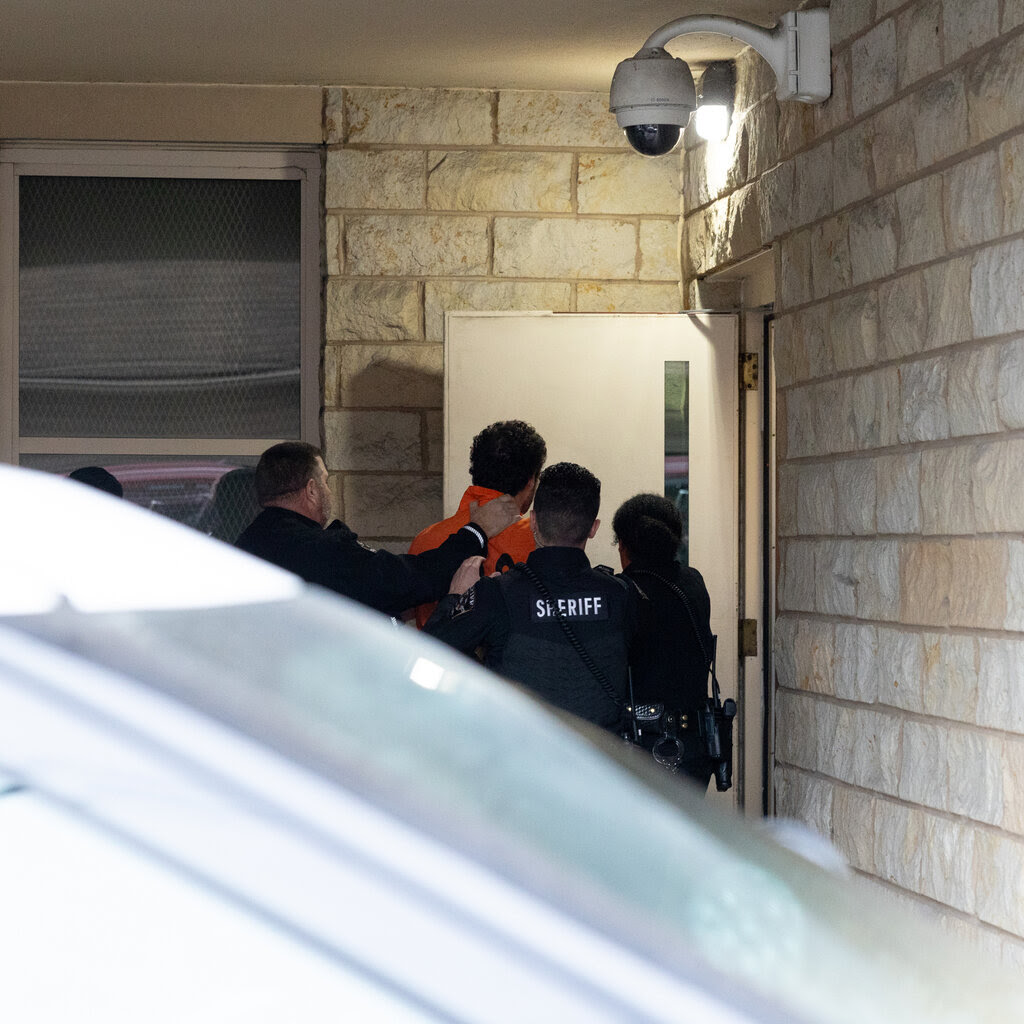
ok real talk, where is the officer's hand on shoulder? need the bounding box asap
[469,494,519,538]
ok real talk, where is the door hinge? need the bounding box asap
[741,352,759,391]
[740,618,758,657]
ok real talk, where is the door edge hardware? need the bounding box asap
[740,618,758,657]
[741,352,759,391]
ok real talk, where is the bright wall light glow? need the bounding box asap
[695,61,735,143]
[695,104,729,142]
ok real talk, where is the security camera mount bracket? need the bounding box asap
[642,8,831,104]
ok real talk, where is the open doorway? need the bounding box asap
[444,311,749,812]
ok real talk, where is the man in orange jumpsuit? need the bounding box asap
[408,420,546,628]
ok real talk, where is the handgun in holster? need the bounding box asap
[696,636,738,792]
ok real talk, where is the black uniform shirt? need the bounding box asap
[620,559,713,718]
[236,506,485,617]
[426,546,637,729]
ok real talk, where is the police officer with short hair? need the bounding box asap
[425,462,636,731]
[236,441,520,618]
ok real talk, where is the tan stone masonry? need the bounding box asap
[684,0,1024,965]
[323,86,682,538]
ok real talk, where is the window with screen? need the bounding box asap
[1,147,321,536]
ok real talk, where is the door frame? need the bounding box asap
[704,249,776,818]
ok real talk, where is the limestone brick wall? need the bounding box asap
[322,87,681,547]
[683,1,1024,963]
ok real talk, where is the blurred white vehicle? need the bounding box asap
[0,464,1021,1023]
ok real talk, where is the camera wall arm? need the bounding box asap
[640,8,830,104]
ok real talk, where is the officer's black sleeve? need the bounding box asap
[323,523,485,618]
[423,576,502,654]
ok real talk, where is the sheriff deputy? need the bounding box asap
[425,462,637,731]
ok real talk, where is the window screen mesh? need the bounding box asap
[19,176,302,439]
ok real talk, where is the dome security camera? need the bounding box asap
[609,47,696,157]
[609,10,831,158]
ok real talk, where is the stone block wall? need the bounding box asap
[683,0,1024,963]
[322,87,682,546]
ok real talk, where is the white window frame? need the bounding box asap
[0,144,322,464]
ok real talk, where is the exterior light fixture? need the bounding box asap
[609,8,830,157]
[695,60,735,142]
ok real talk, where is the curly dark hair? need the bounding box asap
[469,420,546,496]
[612,493,682,564]
[533,462,600,546]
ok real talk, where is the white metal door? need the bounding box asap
[445,311,741,809]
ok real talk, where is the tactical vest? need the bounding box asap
[489,557,632,728]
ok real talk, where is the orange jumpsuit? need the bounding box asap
[408,485,536,628]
